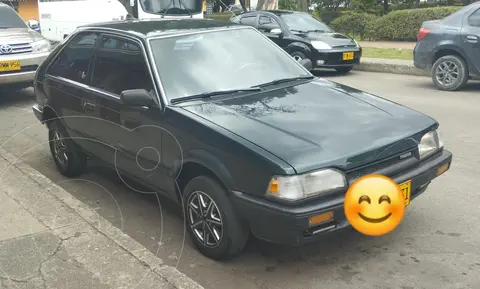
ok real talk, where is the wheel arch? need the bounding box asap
[432,44,477,75]
[175,149,236,204]
[286,42,311,55]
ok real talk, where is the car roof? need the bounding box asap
[79,18,243,39]
[0,2,14,8]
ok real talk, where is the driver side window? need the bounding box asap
[258,16,280,33]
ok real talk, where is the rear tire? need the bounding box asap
[48,120,87,177]
[183,176,248,261]
[431,55,468,91]
[335,67,353,74]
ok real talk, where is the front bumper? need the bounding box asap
[0,52,50,85]
[230,149,452,246]
[311,47,362,69]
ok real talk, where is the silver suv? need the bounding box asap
[0,3,52,92]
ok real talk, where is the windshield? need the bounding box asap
[0,6,28,29]
[148,28,310,102]
[280,13,332,33]
[140,0,202,15]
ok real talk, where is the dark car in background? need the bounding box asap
[414,2,480,91]
[32,18,451,261]
[231,10,362,73]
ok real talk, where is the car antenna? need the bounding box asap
[162,0,193,18]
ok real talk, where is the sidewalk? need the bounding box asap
[0,149,203,289]
[353,57,428,77]
[358,41,416,50]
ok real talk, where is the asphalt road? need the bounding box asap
[1,71,479,289]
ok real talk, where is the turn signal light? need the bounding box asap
[309,212,334,226]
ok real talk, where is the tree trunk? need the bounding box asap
[383,0,388,13]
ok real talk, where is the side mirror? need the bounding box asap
[299,58,313,71]
[270,28,282,35]
[120,89,155,107]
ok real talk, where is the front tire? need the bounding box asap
[183,176,248,260]
[431,55,468,91]
[48,120,87,177]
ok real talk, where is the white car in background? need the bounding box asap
[0,3,52,93]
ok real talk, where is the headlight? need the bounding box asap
[32,39,51,53]
[266,169,347,201]
[418,129,443,160]
[311,40,332,50]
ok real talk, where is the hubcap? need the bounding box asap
[187,191,223,248]
[435,61,459,86]
[52,130,68,167]
[293,55,302,62]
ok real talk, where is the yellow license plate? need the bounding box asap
[0,60,21,72]
[342,52,354,61]
[398,180,411,206]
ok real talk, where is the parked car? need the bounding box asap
[230,10,362,73]
[414,2,480,91]
[32,18,452,261]
[0,3,52,93]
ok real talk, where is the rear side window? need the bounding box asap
[90,35,154,95]
[240,15,257,26]
[47,32,98,84]
[0,6,27,29]
[468,8,480,27]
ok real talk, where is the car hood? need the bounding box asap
[181,79,437,174]
[293,31,357,48]
[0,28,43,44]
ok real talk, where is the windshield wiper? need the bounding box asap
[252,76,314,88]
[290,29,307,33]
[306,29,328,33]
[170,88,261,104]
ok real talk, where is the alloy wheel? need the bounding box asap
[435,60,459,87]
[52,130,68,167]
[187,191,223,248]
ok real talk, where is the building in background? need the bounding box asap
[1,0,39,21]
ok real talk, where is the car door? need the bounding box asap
[462,7,480,73]
[88,34,173,197]
[257,15,286,48]
[44,31,101,156]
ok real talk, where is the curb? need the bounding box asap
[353,59,429,77]
[0,148,204,289]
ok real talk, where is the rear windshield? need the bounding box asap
[0,6,27,29]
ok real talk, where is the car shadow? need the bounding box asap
[311,69,361,79]
[0,87,35,106]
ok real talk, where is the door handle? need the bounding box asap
[466,35,478,43]
[83,102,96,112]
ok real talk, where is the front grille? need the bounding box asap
[0,65,38,75]
[0,43,33,55]
[332,44,357,49]
[346,149,417,182]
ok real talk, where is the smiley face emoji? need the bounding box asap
[344,174,405,236]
